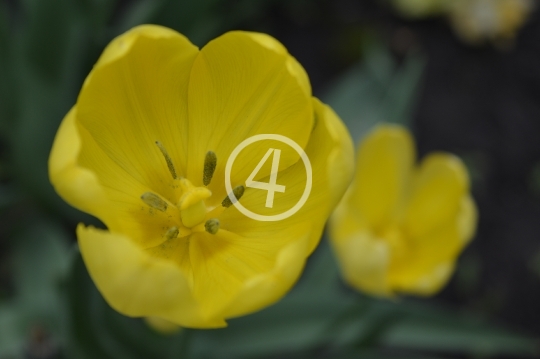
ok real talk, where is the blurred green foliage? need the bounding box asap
[323,36,425,143]
[0,0,538,358]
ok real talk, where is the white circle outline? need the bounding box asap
[225,134,312,222]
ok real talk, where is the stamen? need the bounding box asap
[222,185,245,208]
[141,192,168,212]
[155,141,177,179]
[203,151,217,186]
[165,226,179,240]
[204,218,220,234]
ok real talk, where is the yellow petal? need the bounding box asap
[76,24,199,198]
[185,227,310,320]
[244,32,311,97]
[389,194,477,295]
[222,233,310,318]
[185,31,313,205]
[76,121,184,248]
[388,223,461,295]
[48,107,107,217]
[404,153,469,239]
[350,125,415,230]
[330,200,392,296]
[77,224,225,328]
[220,97,355,254]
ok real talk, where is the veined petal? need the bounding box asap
[77,121,184,248]
[186,227,310,320]
[404,153,469,239]
[186,31,313,205]
[219,97,355,254]
[77,225,225,328]
[77,25,199,198]
[350,125,415,231]
[48,107,107,216]
[221,233,310,319]
[389,194,477,295]
[243,32,311,97]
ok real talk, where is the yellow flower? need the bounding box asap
[48,25,354,328]
[329,125,477,297]
[448,0,534,44]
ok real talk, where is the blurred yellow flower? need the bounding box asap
[448,0,534,44]
[330,125,477,297]
[390,0,534,45]
[49,25,354,328]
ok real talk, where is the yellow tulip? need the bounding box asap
[448,0,534,44]
[330,125,477,297]
[48,25,354,328]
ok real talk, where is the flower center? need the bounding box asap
[375,225,410,261]
[139,142,245,238]
[178,178,211,228]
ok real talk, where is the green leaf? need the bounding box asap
[328,297,539,357]
[380,301,540,357]
[322,63,382,143]
[0,1,13,134]
[322,41,425,143]
[12,219,72,330]
[0,303,26,358]
[0,219,72,358]
[114,0,168,35]
[64,253,189,359]
[21,0,74,79]
[380,52,425,126]
[7,0,99,223]
[114,0,222,47]
[75,0,118,40]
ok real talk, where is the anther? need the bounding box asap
[165,226,179,240]
[222,185,245,208]
[203,151,217,186]
[155,141,177,179]
[141,192,168,212]
[204,219,220,234]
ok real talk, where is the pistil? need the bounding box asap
[142,143,248,235]
[178,178,211,228]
